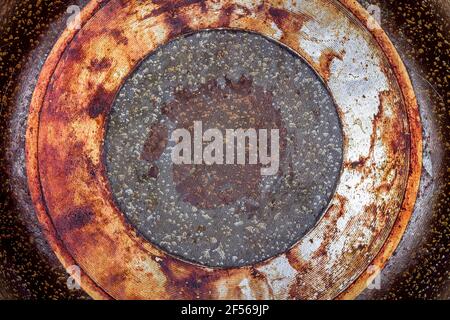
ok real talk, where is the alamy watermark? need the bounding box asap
[367,5,382,30]
[66,265,81,290]
[366,265,382,290]
[171,121,280,176]
[66,5,81,30]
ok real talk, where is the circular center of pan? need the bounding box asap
[105,30,343,267]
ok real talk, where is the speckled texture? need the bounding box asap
[105,31,343,267]
[358,0,449,300]
[0,0,90,300]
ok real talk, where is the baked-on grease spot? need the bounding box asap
[143,0,205,20]
[88,85,113,118]
[148,165,160,179]
[88,57,112,72]
[163,76,286,209]
[166,14,193,39]
[110,29,129,45]
[55,207,95,234]
[141,123,169,162]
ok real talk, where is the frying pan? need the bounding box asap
[0,0,448,299]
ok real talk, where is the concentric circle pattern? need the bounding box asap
[26,0,422,299]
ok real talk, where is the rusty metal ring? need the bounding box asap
[26,0,422,299]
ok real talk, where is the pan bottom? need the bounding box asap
[105,30,343,267]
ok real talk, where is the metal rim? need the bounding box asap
[26,0,422,299]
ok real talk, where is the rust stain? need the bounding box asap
[312,194,348,260]
[343,90,400,172]
[318,48,344,82]
[156,256,215,299]
[337,0,422,299]
[267,6,312,48]
[105,272,128,286]
[67,46,86,62]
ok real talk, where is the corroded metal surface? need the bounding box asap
[104,30,342,268]
[25,0,422,299]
